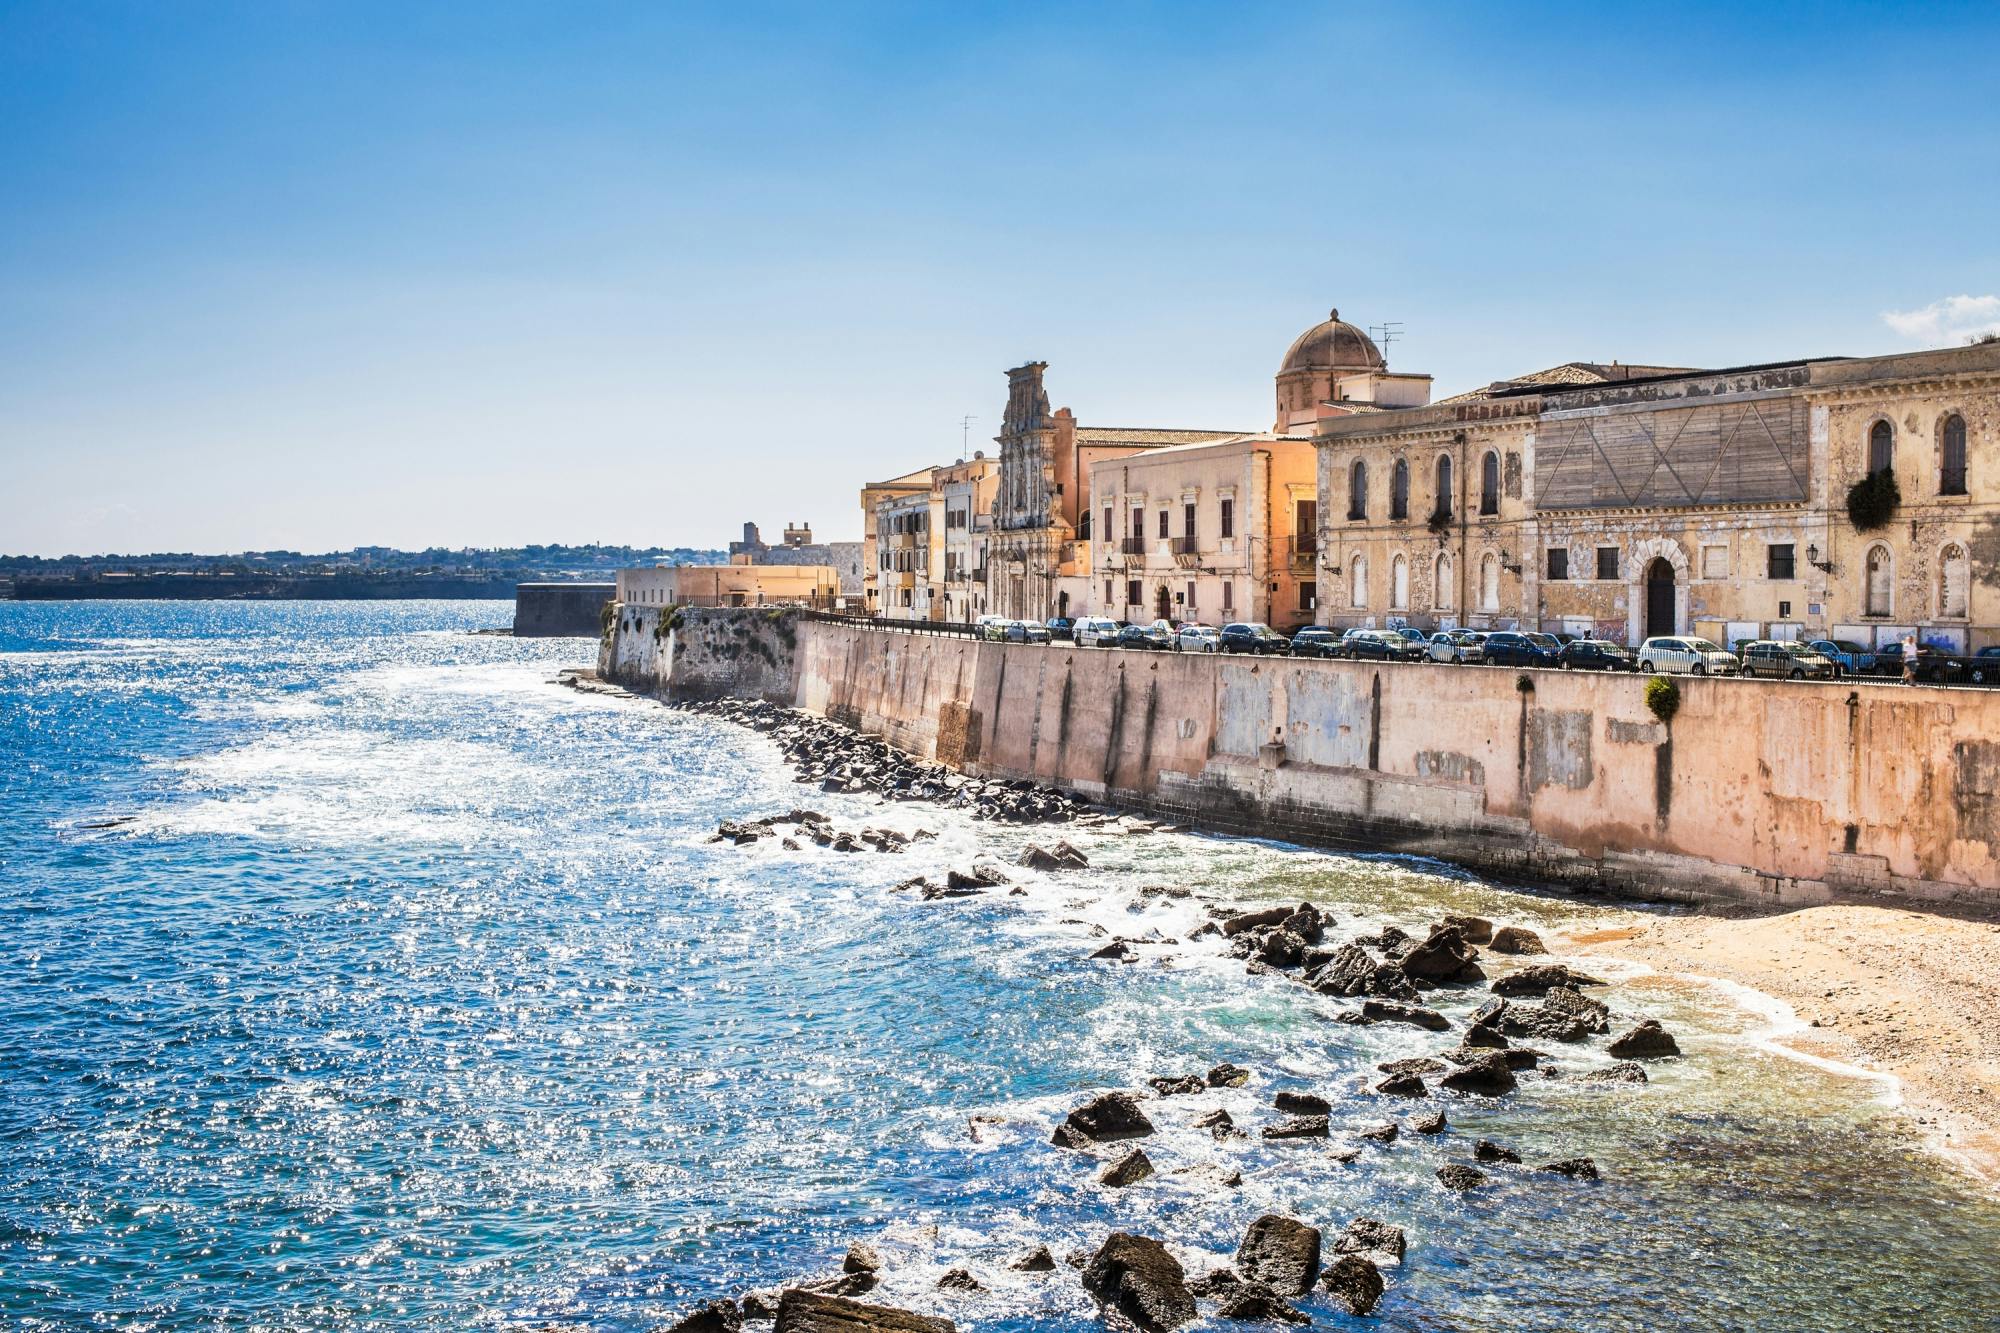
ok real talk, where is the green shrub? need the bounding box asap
[1645,675,1681,725]
[1846,468,1899,531]
[1516,673,1534,694]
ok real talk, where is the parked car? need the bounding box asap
[1115,621,1174,650]
[1290,625,1343,658]
[1636,636,1741,676]
[1073,616,1122,648]
[1557,639,1634,671]
[1872,641,1951,682]
[1220,622,1291,654]
[975,615,1011,641]
[1483,631,1562,668]
[1343,629,1426,662]
[1007,620,1051,645]
[1392,627,1431,652]
[1427,630,1487,664]
[1175,623,1222,653]
[1739,640,1837,680]
[1044,617,1075,642]
[1967,646,2000,686]
[1807,638,1876,677]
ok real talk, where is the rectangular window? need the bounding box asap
[1296,499,1317,552]
[1126,579,1142,606]
[1596,547,1619,580]
[1103,507,1113,541]
[1299,581,1317,612]
[1767,543,1796,580]
[1131,507,1144,537]
[1184,502,1196,537]
[1186,580,1197,607]
[1157,509,1170,539]
[1701,545,1729,580]
[1104,579,1113,604]
[1220,498,1235,539]
[1222,582,1234,610]
[1547,548,1568,581]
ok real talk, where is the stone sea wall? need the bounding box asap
[603,608,2000,909]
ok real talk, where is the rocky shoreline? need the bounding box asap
[560,678,1697,1331]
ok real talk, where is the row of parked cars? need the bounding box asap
[977,616,2000,684]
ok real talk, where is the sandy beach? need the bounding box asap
[1564,903,2000,1187]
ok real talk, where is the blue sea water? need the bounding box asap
[3,600,1998,1331]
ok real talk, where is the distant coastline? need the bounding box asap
[6,573,527,600]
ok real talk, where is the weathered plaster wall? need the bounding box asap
[602,605,801,704]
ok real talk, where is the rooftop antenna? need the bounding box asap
[1370,322,1404,363]
[959,414,978,454]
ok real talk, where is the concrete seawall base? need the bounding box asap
[603,607,2000,911]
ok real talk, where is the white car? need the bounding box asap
[1176,623,1221,653]
[1073,616,1122,648]
[1428,630,1486,664]
[1636,636,1741,676]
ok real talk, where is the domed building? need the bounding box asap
[1273,307,1432,434]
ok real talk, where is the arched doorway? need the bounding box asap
[1645,558,1676,638]
[1056,589,1070,619]
[1154,584,1172,622]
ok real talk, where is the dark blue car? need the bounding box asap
[1483,631,1562,668]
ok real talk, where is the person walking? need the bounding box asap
[1902,631,1920,685]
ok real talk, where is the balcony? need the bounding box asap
[1120,536,1149,556]
[1170,536,1201,567]
[1289,538,1318,569]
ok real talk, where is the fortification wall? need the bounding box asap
[604,607,2000,908]
[514,582,615,637]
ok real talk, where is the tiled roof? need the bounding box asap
[1433,362,1702,407]
[1075,426,1247,447]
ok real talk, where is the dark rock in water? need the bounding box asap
[1333,1217,1407,1263]
[1445,1043,1538,1071]
[773,1290,955,1333]
[1435,1163,1487,1191]
[1206,1062,1251,1088]
[1412,1109,1448,1135]
[741,1290,781,1321]
[1188,922,1223,941]
[946,864,1011,891]
[1474,1139,1521,1164]
[891,876,930,894]
[1377,1057,1447,1077]
[1187,1267,1241,1297]
[1491,964,1603,996]
[1100,1148,1155,1188]
[1320,1255,1386,1317]
[1278,905,1326,944]
[1438,1052,1518,1096]
[1607,1019,1682,1059]
[1356,1121,1398,1142]
[1222,905,1294,937]
[1234,1214,1322,1295]
[1011,1245,1058,1272]
[1261,1115,1329,1139]
[844,1243,883,1275]
[1331,1010,1375,1026]
[1193,1108,1234,1130]
[716,820,767,845]
[1488,925,1547,955]
[1308,944,1419,1001]
[1583,1061,1649,1084]
[1539,1157,1601,1179]
[1488,993,1593,1044]
[781,838,802,851]
[1400,924,1481,982]
[1374,1071,1427,1097]
[1214,1282,1309,1324]
[1273,1091,1330,1116]
[1257,929,1307,969]
[1361,999,1450,1031]
[921,883,984,901]
[1441,914,1494,945]
[1081,1232,1197,1332]
[664,1298,743,1333]
[936,1268,981,1292]
[1462,1022,1511,1049]
[1054,1091,1155,1146]
[1090,941,1137,962]
[1543,985,1611,1034]
[1244,960,1277,978]
[1019,841,1090,871]
[1149,1074,1206,1096]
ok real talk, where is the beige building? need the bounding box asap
[617,563,838,609]
[935,453,999,623]
[858,467,934,615]
[873,487,937,621]
[1090,434,1319,628]
[1314,339,2000,649]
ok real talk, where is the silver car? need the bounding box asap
[1636,636,1740,676]
[1176,623,1221,653]
[1428,630,1486,664]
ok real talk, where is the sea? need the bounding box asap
[3,600,1998,1331]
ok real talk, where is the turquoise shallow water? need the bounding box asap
[3,600,1998,1331]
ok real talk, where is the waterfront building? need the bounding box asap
[935,454,999,623]
[858,467,934,615]
[1089,433,1319,629]
[1314,339,2000,649]
[873,487,937,621]
[727,521,863,598]
[617,563,838,609]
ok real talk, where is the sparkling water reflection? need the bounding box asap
[2,601,1997,1330]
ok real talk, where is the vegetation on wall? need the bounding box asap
[1846,468,1900,531]
[1645,675,1681,725]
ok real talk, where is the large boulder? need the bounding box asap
[1399,925,1481,982]
[1473,1139,1521,1164]
[1360,999,1451,1032]
[1234,1215,1322,1295]
[1222,905,1295,937]
[1261,1115,1330,1139]
[1279,905,1327,945]
[1332,1217,1406,1263]
[1272,1091,1330,1115]
[773,1291,955,1333]
[1488,925,1547,955]
[1441,914,1494,945]
[1435,1164,1487,1191]
[945,864,1011,892]
[664,1299,743,1333]
[1583,1061,1649,1084]
[1206,1062,1251,1088]
[1010,1246,1058,1272]
[1214,1282,1310,1324]
[1148,1074,1206,1096]
[843,1243,882,1276]
[1539,1157,1600,1179]
[1543,985,1611,1034]
[1081,1232,1197,1332]
[1019,841,1090,871]
[1100,1148,1155,1188]
[1607,1019,1681,1059]
[1052,1092,1155,1148]
[1307,945,1418,1001]
[1438,1052,1518,1096]
[1257,930,1308,969]
[1491,964,1603,997]
[1320,1255,1386,1317]
[1375,1071,1427,1097]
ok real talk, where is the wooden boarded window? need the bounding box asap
[1348,460,1368,520]
[1220,498,1235,539]
[1184,502,1197,537]
[1390,458,1410,519]
[1157,509,1170,539]
[1869,420,1894,476]
[1942,415,1968,495]
[1434,456,1453,521]
[1480,451,1500,515]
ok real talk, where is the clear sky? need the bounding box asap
[4,1,1998,557]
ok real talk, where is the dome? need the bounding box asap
[1279,307,1385,374]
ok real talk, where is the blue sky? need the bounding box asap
[3,1,1998,556]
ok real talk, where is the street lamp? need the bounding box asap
[1807,543,1836,574]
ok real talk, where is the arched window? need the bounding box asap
[1434,455,1454,522]
[1349,554,1368,608]
[1391,553,1410,609]
[1942,414,1968,495]
[1479,553,1500,611]
[1347,459,1368,520]
[1480,451,1500,515]
[1864,544,1892,616]
[1868,419,1894,476]
[1940,544,1969,619]
[1390,458,1410,520]
[1434,554,1453,610]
